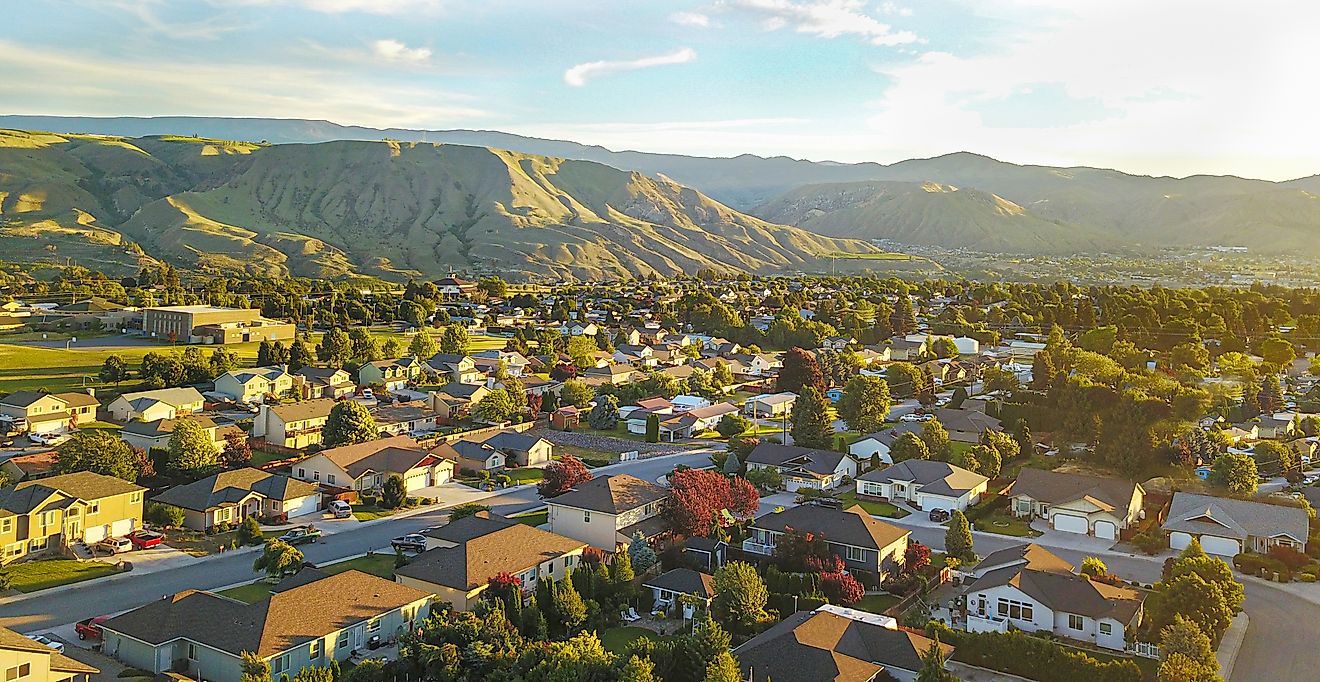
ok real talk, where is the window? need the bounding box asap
[310,639,321,659]
[29,537,47,552]
[844,545,864,561]
[6,664,30,681]
[1068,614,1085,631]
[337,632,349,649]
[583,510,591,523]
[88,502,100,515]
[996,598,1033,621]
[1099,622,1112,636]
[0,518,11,533]
[4,543,21,558]
[272,655,289,674]
[298,468,306,478]
[314,472,321,482]
[328,474,336,485]
[131,492,142,503]
[367,618,380,634]
[42,511,58,527]
[187,644,198,660]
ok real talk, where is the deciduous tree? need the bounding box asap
[777,347,826,395]
[323,400,378,447]
[538,455,593,498]
[56,430,140,481]
[168,418,219,473]
[664,468,759,536]
[837,375,892,435]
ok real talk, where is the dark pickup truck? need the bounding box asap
[278,525,322,545]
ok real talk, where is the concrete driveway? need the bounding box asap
[1026,519,1118,553]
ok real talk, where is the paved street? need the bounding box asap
[0,450,711,632]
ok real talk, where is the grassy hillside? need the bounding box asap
[0,131,869,279]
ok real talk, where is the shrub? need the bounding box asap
[1131,531,1167,555]
[1267,545,1311,571]
[926,622,1142,682]
[963,494,1007,524]
[236,517,263,546]
[1233,552,1290,579]
[146,502,186,529]
[1302,573,1318,583]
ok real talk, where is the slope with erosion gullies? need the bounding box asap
[753,179,1121,253]
[119,140,869,279]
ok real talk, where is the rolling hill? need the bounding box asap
[0,129,871,279]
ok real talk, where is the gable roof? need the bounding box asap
[548,474,667,514]
[14,470,144,502]
[478,430,550,453]
[859,460,987,498]
[735,608,949,682]
[643,568,716,599]
[1008,468,1142,513]
[0,391,63,409]
[965,544,1143,624]
[931,408,1002,434]
[751,505,908,551]
[1164,492,1309,542]
[268,398,336,422]
[121,415,219,438]
[151,468,320,512]
[314,436,433,479]
[400,514,586,590]
[748,442,850,478]
[115,387,204,408]
[100,570,429,657]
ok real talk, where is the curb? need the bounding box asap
[1217,611,1249,681]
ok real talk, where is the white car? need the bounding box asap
[29,432,69,446]
[25,635,64,654]
[362,389,376,401]
[899,413,923,423]
[96,537,133,554]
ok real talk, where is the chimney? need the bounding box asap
[85,387,96,398]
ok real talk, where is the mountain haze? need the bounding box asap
[0,129,869,279]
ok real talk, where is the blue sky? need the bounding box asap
[3,0,1317,180]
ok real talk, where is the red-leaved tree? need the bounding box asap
[537,455,593,498]
[903,541,931,577]
[821,568,865,606]
[664,469,761,536]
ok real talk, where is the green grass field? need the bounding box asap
[836,490,909,518]
[597,627,668,654]
[4,558,121,593]
[513,510,548,527]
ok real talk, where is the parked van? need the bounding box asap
[328,500,353,519]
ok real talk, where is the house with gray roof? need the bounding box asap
[1007,468,1145,540]
[746,505,909,581]
[546,474,669,549]
[106,387,204,423]
[643,568,715,616]
[856,460,988,513]
[1163,491,1309,556]
[747,442,859,492]
[151,468,321,530]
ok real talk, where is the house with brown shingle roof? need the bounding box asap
[545,474,669,549]
[99,570,431,682]
[251,398,336,450]
[291,435,453,493]
[395,512,586,610]
[0,624,97,682]
[151,468,322,531]
[1007,468,1144,540]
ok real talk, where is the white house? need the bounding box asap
[546,474,668,549]
[746,442,858,491]
[963,544,1145,651]
[856,460,988,513]
[106,387,205,423]
[670,395,712,412]
[1163,492,1309,556]
[213,366,296,404]
[1008,469,1144,540]
[742,392,796,418]
[291,436,453,492]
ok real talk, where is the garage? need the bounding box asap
[83,524,110,544]
[284,494,321,520]
[1052,513,1090,534]
[1094,520,1117,540]
[110,518,135,538]
[1170,531,1192,551]
[919,494,956,513]
[1200,535,1242,557]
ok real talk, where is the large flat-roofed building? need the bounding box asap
[142,305,295,344]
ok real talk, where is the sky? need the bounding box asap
[4,0,1319,180]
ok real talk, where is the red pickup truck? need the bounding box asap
[128,530,164,550]
[75,616,108,640]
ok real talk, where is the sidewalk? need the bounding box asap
[1218,611,1249,681]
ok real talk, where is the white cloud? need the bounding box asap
[563,48,697,87]
[724,0,917,46]
[879,1,912,17]
[220,0,445,15]
[372,39,431,63]
[670,11,711,27]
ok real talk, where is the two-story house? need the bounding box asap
[100,570,431,682]
[358,358,423,391]
[546,474,669,549]
[151,468,322,531]
[427,354,485,385]
[106,387,204,423]
[295,367,356,400]
[1007,469,1145,540]
[0,626,97,682]
[395,511,586,610]
[251,399,336,450]
[1163,492,1309,556]
[292,436,453,492]
[963,544,1145,651]
[0,391,99,435]
[0,471,145,563]
[746,442,859,492]
[120,416,243,455]
[745,505,909,582]
[213,367,296,404]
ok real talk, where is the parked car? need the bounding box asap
[390,534,427,553]
[96,537,132,554]
[25,635,63,653]
[29,432,69,446]
[75,616,108,640]
[128,529,164,550]
[362,388,376,401]
[328,500,353,519]
[278,525,322,545]
[928,508,952,523]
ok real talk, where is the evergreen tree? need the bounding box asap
[789,385,833,449]
[323,400,379,447]
[944,510,974,561]
[288,339,314,371]
[890,295,917,335]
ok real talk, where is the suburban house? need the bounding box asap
[293,436,453,492]
[212,367,296,404]
[1008,469,1145,540]
[0,471,145,563]
[1163,492,1309,556]
[358,358,424,391]
[251,399,336,450]
[394,512,586,610]
[931,409,1003,442]
[582,364,639,385]
[963,544,1144,651]
[433,382,490,407]
[742,392,796,417]
[847,423,922,465]
[643,568,715,617]
[427,354,484,385]
[0,391,100,435]
[0,450,57,483]
[671,395,711,412]
[886,338,927,362]
[745,353,782,376]
[295,367,356,399]
[106,387,204,423]
[433,440,506,473]
[0,625,97,682]
[99,570,432,682]
[736,605,953,682]
[856,460,989,513]
[151,468,322,531]
[746,442,859,491]
[658,402,741,440]
[470,430,554,466]
[371,403,441,437]
[120,416,242,455]
[473,350,530,378]
[545,474,669,549]
[745,505,909,582]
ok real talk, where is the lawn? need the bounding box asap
[513,510,548,527]
[973,507,1040,537]
[3,558,122,593]
[597,627,667,654]
[162,527,273,557]
[577,426,648,442]
[506,467,545,484]
[219,553,397,603]
[352,504,396,521]
[835,490,909,518]
[853,593,901,615]
[217,580,274,603]
[250,449,291,467]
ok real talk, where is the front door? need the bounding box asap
[352,626,364,650]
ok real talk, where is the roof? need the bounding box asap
[401,514,586,590]
[858,460,988,498]
[0,450,57,477]
[1164,492,1310,542]
[121,415,219,438]
[100,570,429,657]
[15,471,144,502]
[0,391,60,408]
[436,383,487,400]
[965,544,1144,624]
[268,398,336,422]
[735,609,949,682]
[975,543,1075,576]
[748,442,850,478]
[1008,468,1142,513]
[314,436,432,479]
[151,468,320,512]
[0,626,98,674]
[931,408,1002,434]
[751,505,909,552]
[643,568,715,599]
[548,474,668,514]
[115,387,204,408]
[479,430,549,453]
[53,391,100,408]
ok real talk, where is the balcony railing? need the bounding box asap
[741,540,774,555]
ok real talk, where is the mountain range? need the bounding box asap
[0,129,868,280]
[4,114,1320,264]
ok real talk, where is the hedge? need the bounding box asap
[765,566,822,595]
[964,493,1008,524]
[1233,552,1291,581]
[926,623,1142,682]
[768,592,826,616]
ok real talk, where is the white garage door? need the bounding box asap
[110,518,135,537]
[83,524,109,543]
[285,495,321,520]
[1170,532,1192,551]
[920,494,955,513]
[1200,535,1241,557]
[1052,513,1089,534]
[1094,520,1117,540]
[404,473,427,492]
